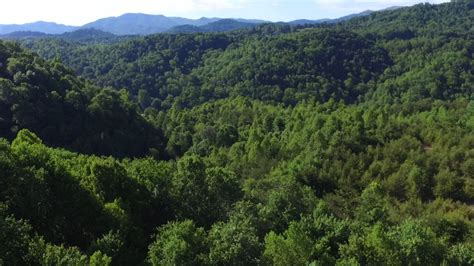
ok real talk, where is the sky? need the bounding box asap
[0,0,450,26]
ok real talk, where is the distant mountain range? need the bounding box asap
[0,7,402,37]
[80,14,268,35]
[0,21,76,35]
[1,28,116,40]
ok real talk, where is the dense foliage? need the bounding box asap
[1,1,473,265]
[0,41,166,157]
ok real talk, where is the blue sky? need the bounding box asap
[1,0,449,25]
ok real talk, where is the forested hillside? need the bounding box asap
[2,29,125,44]
[0,41,166,158]
[1,1,473,265]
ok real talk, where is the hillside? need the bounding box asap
[0,41,166,158]
[81,13,177,35]
[0,31,49,39]
[0,29,124,44]
[167,19,258,33]
[286,8,394,25]
[1,1,473,265]
[22,2,473,107]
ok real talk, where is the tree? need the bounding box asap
[147,220,208,266]
[264,202,350,266]
[208,217,262,266]
[356,182,390,225]
[0,204,37,265]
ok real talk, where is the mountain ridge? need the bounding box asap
[0,6,402,35]
[0,21,77,35]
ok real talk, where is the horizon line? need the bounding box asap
[0,6,406,27]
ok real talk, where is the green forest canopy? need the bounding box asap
[0,1,473,265]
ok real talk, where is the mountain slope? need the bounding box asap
[0,28,119,43]
[22,2,473,109]
[287,19,331,25]
[287,9,375,25]
[345,2,473,36]
[288,7,402,25]
[0,41,166,157]
[1,1,474,265]
[81,13,176,35]
[0,31,49,39]
[167,19,258,33]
